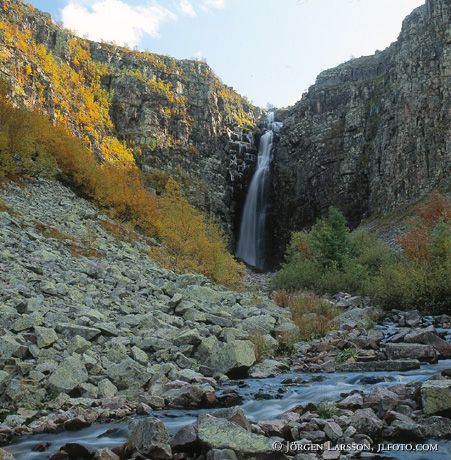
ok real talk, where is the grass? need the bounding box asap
[316,401,337,419]
[273,290,340,341]
[248,334,271,361]
[336,347,358,363]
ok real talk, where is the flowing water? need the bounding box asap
[7,359,451,460]
[236,112,282,270]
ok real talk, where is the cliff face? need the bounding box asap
[0,0,259,237]
[269,0,450,263]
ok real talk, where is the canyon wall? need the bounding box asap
[269,0,450,262]
[0,0,259,237]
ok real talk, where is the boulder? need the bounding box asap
[171,422,199,451]
[0,335,28,359]
[350,408,383,436]
[404,330,451,357]
[338,359,420,372]
[249,359,289,378]
[128,417,171,459]
[196,338,256,377]
[55,323,101,340]
[240,315,276,334]
[337,393,363,409]
[48,355,88,392]
[421,380,451,415]
[160,381,215,408]
[197,415,273,454]
[385,343,437,363]
[206,449,239,460]
[94,449,120,460]
[323,421,343,441]
[34,326,58,348]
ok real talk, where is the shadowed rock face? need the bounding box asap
[268,0,450,264]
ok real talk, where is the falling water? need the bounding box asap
[236,112,282,270]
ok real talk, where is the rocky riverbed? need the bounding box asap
[1,180,451,459]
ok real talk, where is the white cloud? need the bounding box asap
[201,0,225,11]
[61,0,176,47]
[179,0,196,17]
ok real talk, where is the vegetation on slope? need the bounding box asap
[0,82,244,287]
[273,197,451,313]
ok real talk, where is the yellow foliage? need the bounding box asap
[155,179,244,287]
[0,91,243,287]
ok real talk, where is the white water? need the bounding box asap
[236,112,282,269]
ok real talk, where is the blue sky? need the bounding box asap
[28,0,425,107]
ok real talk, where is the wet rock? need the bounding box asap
[338,359,420,372]
[418,416,451,438]
[385,343,437,363]
[127,417,172,459]
[0,448,14,460]
[350,408,384,437]
[51,443,93,459]
[421,380,451,415]
[94,449,120,460]
[323,421,343,441]
[64,416,91,431]
[55,323,101,340]
[197,414,273,454]
[206,449,239,460]
[213,406,251,431]
[171,422,199,451]
[249,359,289,378]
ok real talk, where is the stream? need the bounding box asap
[7,358,451,459]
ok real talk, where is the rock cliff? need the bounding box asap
[269,0,450,263]
[0,0,259,238]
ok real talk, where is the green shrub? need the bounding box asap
[316,401,337,419]
[273,200,450,313]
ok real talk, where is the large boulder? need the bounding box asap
[385,343,438,363]
[421,380,451,415]
[350,408,384,437]
[48,355,88,392]
[249,359,289,378]
[196,338,256,377]
[197,415,273,454]
[338,359,420,372]
[128,417,171,459]
[405,330,451,357]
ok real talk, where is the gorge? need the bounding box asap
[0,0,450,459]
[236,112,282,270]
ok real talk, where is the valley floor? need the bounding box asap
[0,179,450,460]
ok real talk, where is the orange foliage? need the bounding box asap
[399,193,451,262]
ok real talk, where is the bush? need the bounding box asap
[273,290,339,340]
[0,85,244,288]
[273,198,450,313]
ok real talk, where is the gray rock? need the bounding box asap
[206,449,239,460]
[421,380,451,415]
[98,379,118,398]
[128,417,171,459]
[323,421,343,441]
[34,326,58,348]
[196,337,256,376]
[385,343,438,363]
[350,408,383,436]
[48,355,88,392]
[197,415,273,454]
[56,323,101,340]
[338,359,420,372]
[249,359,289,378]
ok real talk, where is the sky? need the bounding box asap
[28,0,425,108]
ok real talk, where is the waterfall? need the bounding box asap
[236,112,282,270]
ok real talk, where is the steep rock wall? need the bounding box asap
[0,0,260,237]
[269,0,450,263]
